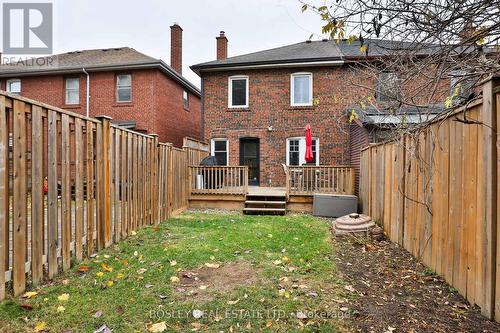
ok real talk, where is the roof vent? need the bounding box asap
[305,40,312,44]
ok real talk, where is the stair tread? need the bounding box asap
[245,200,286,204]
[243,207,286,212]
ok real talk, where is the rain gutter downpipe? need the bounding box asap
[82,67,90,118]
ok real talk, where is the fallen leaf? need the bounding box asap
[22,291,38,299]
[145,284,153,289]
[62,279,70,285]
[133,251,139,257]
[227,299,240,305]
[57,305,66,313]
[116,273,125,279]
[77,265,91,273]
[104,255,110,259]
[116,305,124,315]
[107,280,114,287]
[199,285,207,290]
[93,324,112,333]
[101,263,113,272]
[137,268,147,274]
[34,322,46,332]
[96,272,104,277]
[170,276,180,283]
[131,231,137,236]
[296,311,307,319]
[204,263,220,269]
[58,293,70,301]
[20,304,33,310]
[266,321,273,328]
[94,310,103,318]
[170,260,177,266]
[148,322,167,332]
[344,285,355,292]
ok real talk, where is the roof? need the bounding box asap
[348,104,445,125]
[0,47,200,96]
[191,38,494,74]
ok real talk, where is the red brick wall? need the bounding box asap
[0,68,201,146]
[154,70,202,147]
[201,66,374,187]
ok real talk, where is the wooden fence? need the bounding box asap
[359,76,500,322]
[189,166,249,196]
[0,91,208,299]
[286,166,355,195]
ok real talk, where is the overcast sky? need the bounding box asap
[50,0,326,87]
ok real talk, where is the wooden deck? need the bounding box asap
[247,186,286,196]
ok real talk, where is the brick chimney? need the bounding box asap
[170,23,183,74]
[216,31,228,60]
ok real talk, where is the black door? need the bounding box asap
[239,138,260,186]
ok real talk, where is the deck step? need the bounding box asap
[243,207,286,215]
[245,200,286,205]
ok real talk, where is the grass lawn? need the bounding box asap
[0,211,351,332]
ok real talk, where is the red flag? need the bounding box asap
[305,124,314,163]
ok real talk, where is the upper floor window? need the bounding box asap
[228,76,248,108]
[286,137,318,166]
[211,138,228,166]
[116,74,132,102]
[377,71,400,102]
[291,73,313,106]
[6,79,21,95]
[183,89,189,109]
[65,78,79,104]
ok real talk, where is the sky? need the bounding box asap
[47,0,327,88]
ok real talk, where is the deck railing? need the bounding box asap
[189,166,249,195]
[286,166,355,195]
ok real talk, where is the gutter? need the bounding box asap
[82,67,90,118]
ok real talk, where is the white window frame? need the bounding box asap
[290,72,313,106]
[286,137,319,166]
[228,75,249,108]
[183,89,189,109]
[6,79,21,95]
[210,138,229,166]
[116,74,132,103]
[65,77,80,105]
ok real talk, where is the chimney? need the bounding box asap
[170,23,183,74]
[216,31,228,60]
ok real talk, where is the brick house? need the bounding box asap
[0,24,201,147]
[191,33,446,187]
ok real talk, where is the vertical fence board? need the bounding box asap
[12,100,27,296]
[86,120,95,256]
[31,106,44,284]
[74,118,84,261]
[0,96,7,299]
[61,114,71,271]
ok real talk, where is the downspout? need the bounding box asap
[82,68,90,118]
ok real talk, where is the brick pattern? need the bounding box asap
[170,24,183,74]
[202,66,375,186]
[0,68,201,146]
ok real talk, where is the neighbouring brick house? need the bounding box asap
[191,33,448,187]
[0,24,201,147]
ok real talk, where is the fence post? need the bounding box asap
[0,96,6,300]
[150,134,159,224]
[96,116,112,249]
[167,144,173,217]
[480,78,498,320]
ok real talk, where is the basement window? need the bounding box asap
[116,74,132,102]
[228,76,248,108]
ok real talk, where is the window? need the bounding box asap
[6,79,21,95]
[291,73,313,106]
[228,76,248,108]
[211,139,228,166]
[450,71,473,102]
[183,90,189,109]
[65,78,79,104]
[116,74,132,102]
[286,137,319,166]
[377,72,400,102]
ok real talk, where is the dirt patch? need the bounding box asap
[173,261,259,302]
[336,236,500,333]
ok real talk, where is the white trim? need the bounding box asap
[228,75,249,108]
[6,78,21,94]
[210,138,229,166]
[286,137,319,166]
[290,72,313,106]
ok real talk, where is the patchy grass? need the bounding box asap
[0,212,350,332]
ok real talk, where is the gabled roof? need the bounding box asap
[191,38,491,74]
[0,47,200,96]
